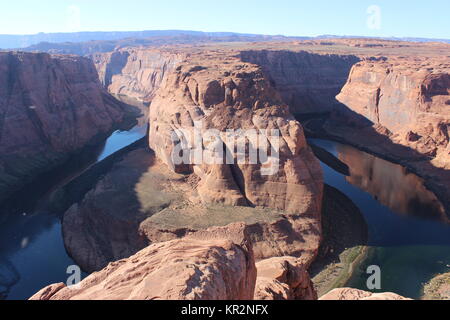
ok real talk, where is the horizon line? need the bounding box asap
[0,29,449,42]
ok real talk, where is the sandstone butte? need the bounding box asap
[22,38,449,300]
[61,47,325,275]
[0,51,133,203]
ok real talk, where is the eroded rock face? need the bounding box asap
[0,51,129,202]
[94,48,323,218]
[337,57,450,168]
[93,49,184,101]
[319,288,411,300]
[31,223,256,300]
[148,51,323,216]
[254,256,317,300]
[240,50,360,115]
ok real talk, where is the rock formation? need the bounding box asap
[31,223,256,300]
[62,145,321,272]
[93,49,184,101]
[423,272,450,300]
[63,48,324,273]
[148,50,323,214]
[0,51,131,202]
[27,40,450,301]
[94,44,449,214]
[319,288,411,300]
[337,56,450,169]
[240,50,359,115]
[254,256,317,300]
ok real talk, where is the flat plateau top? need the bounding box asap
[136,38,449,61]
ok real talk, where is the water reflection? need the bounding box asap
[337,144,447,223]
[310,139,450,299]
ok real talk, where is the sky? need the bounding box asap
[0,0,449,39]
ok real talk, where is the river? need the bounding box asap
[0,122,148,300]
[310,139,450,299]
[1,128,448,299]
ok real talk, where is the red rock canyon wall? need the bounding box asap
[337,57,450,168]
[0,52,129,202]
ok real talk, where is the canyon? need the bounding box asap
[0,38,449,300]
[94,40,450,210]
[0,52,136,203]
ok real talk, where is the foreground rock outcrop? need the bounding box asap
[254,256,317,300]
[0,51,132,202]
[423,272,450,300]
[31,223,256,300]
[319,288,411,300]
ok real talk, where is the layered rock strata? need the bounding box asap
[239,50,359,115]
[337,57,450,169]
[93,49,184,101]
[148,50,323,215]
[0,51,130,202]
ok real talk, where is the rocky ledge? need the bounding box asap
[31,223,257,300]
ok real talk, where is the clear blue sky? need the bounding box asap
[1,0,449,38]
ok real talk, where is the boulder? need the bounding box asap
[254,257,317,300]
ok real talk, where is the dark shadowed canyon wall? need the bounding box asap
[93,49,185,102]
[239,50,360,115]
[0,52,130,202]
